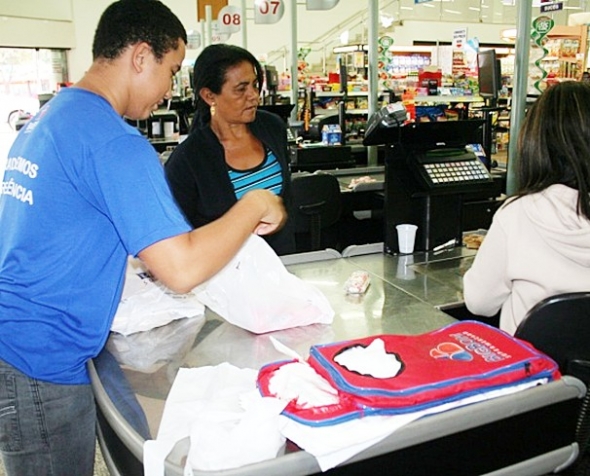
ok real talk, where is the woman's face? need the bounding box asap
[209,61,260,124]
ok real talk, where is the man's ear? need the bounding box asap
[199,88,215,107]
[131,42,152,73]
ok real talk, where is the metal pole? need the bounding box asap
[367,0,379,166]
[205,5,213,46]
[199,19,206,50]
[507,1,533,195]
[241,0,247,49]
[290,0,299,124]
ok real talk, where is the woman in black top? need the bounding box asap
[165,44,295,255]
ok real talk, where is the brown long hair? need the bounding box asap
[515,81,590,219]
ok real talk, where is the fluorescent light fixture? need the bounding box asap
[400,6,414,10]
[444,9,462,14]
[469,7,481,11]
[421,3,435,8]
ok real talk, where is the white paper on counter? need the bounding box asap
[263,339,549,472]
[279,378,547,471]
[143,363,288,476]
[144,347,548,475]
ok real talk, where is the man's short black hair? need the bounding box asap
[92,0,187,61]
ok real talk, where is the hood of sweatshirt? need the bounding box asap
[522,184,590,266]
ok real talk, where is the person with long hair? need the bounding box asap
[165,44,295,255]
[464,81,590,334]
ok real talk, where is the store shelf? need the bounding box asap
[413,95,484,103]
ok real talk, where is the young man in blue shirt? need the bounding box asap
[0,1,285,474]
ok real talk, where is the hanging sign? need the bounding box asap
[217,5,242,35]
[210,21,231,44]
[541,2,563,13]
[254,0,284,24]
[306,0,339,10]
[186,31,201,50]
[530,15,555,94]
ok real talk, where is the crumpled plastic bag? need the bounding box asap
[143,363,288,476]
[194,235,334,334]
[111,258,204,336]
[106,315,205,373]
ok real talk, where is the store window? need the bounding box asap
[0,47,68,127]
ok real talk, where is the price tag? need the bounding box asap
[217,5,242,35]
[254,0,284,25]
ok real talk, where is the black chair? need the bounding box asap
[290,172,342,252]
[515,292,590,474]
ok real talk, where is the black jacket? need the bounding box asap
[165,110,295,255]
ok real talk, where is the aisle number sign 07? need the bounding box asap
[217,5,241,35]
[254,0,285,24]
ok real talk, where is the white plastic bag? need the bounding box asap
[111,258,205,336]
[194,235,334,334]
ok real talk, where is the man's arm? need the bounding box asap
[138,189,285,293]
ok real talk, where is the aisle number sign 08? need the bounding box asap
[254,0,285,24]
[217,5,242,35]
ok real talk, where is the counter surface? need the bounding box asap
[91,249,583,476]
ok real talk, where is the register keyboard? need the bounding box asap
[413,147,493,190]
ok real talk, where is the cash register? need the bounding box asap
[364,105,497,253]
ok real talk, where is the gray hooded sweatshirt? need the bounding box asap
[464,184,590,334]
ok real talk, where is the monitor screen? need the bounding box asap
[264,65,279,90]
[477,49,501,100]
[364,118,484,149]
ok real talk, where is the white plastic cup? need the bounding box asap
[396,224,418,254]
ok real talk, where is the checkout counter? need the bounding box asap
[90,247,584,476]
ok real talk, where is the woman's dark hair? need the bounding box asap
[515,80,590,220]
[92,0,187,61]
[191,44,264,128]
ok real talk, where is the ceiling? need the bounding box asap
[380,0,590,25]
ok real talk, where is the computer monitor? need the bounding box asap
[477,49,502,104]
[264,65,279,92]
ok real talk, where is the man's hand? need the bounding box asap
[241,189,287,236]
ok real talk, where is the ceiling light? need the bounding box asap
[444,9,462,14]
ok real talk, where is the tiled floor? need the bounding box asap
[0,440,110,476]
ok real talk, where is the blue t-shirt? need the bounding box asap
[0,88,191,384]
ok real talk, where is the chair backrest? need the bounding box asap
[515,292,590,377]
[290,173,342,252]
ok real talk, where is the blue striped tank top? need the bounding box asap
[228,148,283,199]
